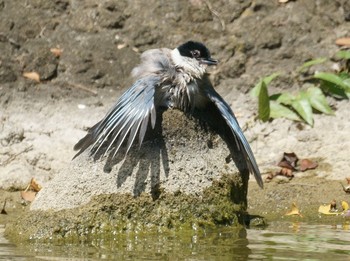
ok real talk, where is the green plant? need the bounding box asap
[251,51,350,126]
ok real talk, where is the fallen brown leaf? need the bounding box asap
[50,47,63,57]
[20,178,42,202]
[278,152,298,170]
[299,159,318,171]
[266,172,276,181]
[277,167,294,178]
[30,178,42,192]
[20,191,37,202]
[117,43,127,49]
[335,37,350,47]
[23,72,40,82]
[285,202,303,217]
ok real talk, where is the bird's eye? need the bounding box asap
[191,50,201,58]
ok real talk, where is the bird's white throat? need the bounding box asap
[171,48,207,79]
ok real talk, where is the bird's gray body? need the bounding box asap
[74,42,263,188]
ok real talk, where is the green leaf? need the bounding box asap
[338,73,350,98]
[336,50,350,60]
[250,81,262,97]
[343,79,350,96]
[275,92,295,105]
[298,58,327,72]
[251,73,280,97]
[270,101,301,121]
[314,72,350,91]
[306,86,334,115]
[263,72,280,86]
[338,71,350,80]
[291,91,314,126]
[320,81,348,99]
[258,81,270,122]
[269,93,281,101]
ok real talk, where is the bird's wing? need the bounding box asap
[73,75,161,159]
[202,82,263,188]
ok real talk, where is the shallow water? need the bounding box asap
[1,222,350,260]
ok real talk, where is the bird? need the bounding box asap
[73,41,263,188]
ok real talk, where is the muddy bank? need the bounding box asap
[1,0,350,242]
[4,109,254,241]
[2,175,349,242]
[5,174,251,242]
[30,110,249,212]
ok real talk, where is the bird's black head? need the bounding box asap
[177,41,218,66]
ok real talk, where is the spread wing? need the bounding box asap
[73,76,162,159]
[198,79,263,188]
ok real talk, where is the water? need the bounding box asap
[1,222,350,260]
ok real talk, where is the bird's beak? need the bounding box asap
[201,57,218,66]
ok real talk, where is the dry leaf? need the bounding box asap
[30,178,42,192]
[20,191,37,202]
[318,204,339,215]
[278,152,298,170]
[276,167,294,178]
[285,202,303,217]
[23,72,40,82]
[279,0,289,3]
[335,37,350,47]
[318,200,349,215]
[266,172,276,181]
[20,178,42,202]
[50,47,63,57]
[117,43,127,49]
[299,159,318,171]
[342,201,349,211]
[319,200,338,215]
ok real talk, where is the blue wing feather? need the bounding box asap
[204,87,263,188]
[73,76,161,159]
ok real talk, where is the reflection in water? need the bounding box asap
[248,222,350,260]
[1,222,350,260]
[0,225,27,261]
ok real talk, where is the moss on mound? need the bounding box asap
[6,173,251,242]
